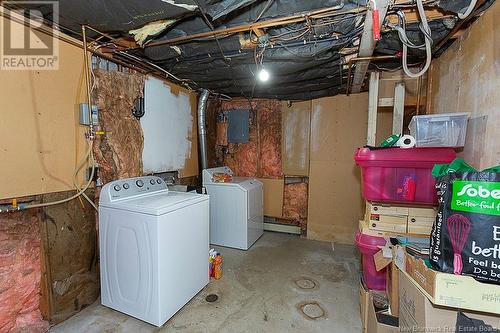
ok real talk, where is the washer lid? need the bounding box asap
[101,191,208,216]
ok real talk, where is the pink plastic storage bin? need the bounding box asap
[354,147,455,205]
[355,232,387,291]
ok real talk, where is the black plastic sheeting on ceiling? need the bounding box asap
[138,0,368,100]
[138,19,364,100]
[123,0,495,100]
[9,0,356,36]
[375,20,454,57]
[436,0,495,14]
[7,0,496,100]
[3,0,196,35]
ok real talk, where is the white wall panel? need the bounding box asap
[141,77,192,173]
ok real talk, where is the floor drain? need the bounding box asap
[293,277,318,290]
[205,294,219,303]
[297,301,326,320]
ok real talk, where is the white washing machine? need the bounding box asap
[202,167,263,250]
[99,176,209,327]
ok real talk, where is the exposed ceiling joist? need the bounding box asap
[139,5,366,49]
[252,28,266,37]
[350,0,391,94]
[386,8,451,24]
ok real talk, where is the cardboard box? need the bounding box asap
[358,219,409,238]
[408,206,437,218]
[359,220,388,237]
[367,293,399,333]
[401,248,500,315]
[365,203,437,235]
[407,215,434,235]
[399,272,500,332]
[374,249,393,272]
[369,202,409,216]
[373,248,400,318]
[359,219,430,239]
[386,263,399,317]
[369,214,408,233]
[359,277,369,333]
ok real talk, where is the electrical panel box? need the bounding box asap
[227,109,249,143]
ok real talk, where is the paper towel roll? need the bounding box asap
[396,135,416,148]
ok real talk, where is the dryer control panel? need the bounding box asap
[100,176,168,204]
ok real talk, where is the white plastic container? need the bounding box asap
[409,113,469,147]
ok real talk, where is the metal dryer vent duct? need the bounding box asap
[197,89,210,170]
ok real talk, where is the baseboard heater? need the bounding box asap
[263,217,301,235]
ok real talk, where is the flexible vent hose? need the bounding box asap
[197,89,210,170]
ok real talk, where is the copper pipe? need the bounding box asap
[345,55,399,95]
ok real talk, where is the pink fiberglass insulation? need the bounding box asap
[0,211,49,333]
[219,98,282,178]
[232,125,259,177]
[258,100,282,178]
[283,182,308,233]
[92,69,145,185]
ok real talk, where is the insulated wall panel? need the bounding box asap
[283,182,308,233]
[219,99,282,178]
[0,211,49,332]
[92,70,145,185]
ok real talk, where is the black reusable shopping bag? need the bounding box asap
[429,159,500,284]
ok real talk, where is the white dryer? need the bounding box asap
[203,167,263,250]
[99,176,209,326]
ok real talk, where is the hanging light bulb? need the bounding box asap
[258,68,270,82]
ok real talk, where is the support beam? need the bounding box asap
[386,9,450,25]
[392,82,405,135]
[367,72,380,146]
[351,0,391,94]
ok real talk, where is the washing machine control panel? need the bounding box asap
[100,176,168,203]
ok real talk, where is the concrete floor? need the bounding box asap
[50,232,362,333]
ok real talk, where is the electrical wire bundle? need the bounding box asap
[396,0,432,78]
[393,0,477,78]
